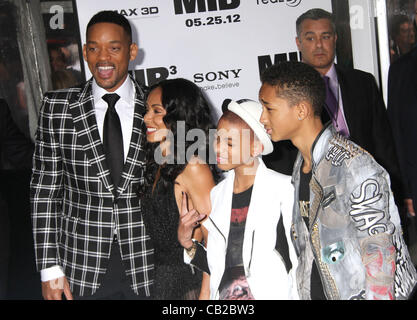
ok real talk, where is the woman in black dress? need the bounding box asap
[141,78,218,299]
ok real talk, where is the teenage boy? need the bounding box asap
[259,61,417,300]
[197,99,298,300]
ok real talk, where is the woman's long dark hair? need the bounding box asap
[141,78,219,194]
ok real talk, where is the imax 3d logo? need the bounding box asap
[115,7,159,17]
[116,8,141,17]
[193,69,242,83]
[134,66,178,87]
[258,52,301,76]
[174,0,240,15]
[256,0,302,7]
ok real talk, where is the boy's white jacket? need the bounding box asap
[203,159,299,300]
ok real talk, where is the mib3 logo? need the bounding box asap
[258,52,301,76]
[134,66,178,87]
[174,0,240,14]
[256,0,302,7]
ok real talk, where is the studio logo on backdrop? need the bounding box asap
[193,68,242,92]
[286,0,302,7]
[258,52,301,77]
[255,0,302,8]
[134,66,178,87]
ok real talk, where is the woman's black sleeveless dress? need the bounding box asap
[142,178,202,300]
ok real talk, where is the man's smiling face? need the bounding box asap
[83,22,138,92]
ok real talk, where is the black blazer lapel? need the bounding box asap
[116,79,147,197]
[68,80,114,195]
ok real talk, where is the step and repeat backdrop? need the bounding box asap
[75,0,332,117]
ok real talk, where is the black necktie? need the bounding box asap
[102,93,124,187]
[323,76,349,137]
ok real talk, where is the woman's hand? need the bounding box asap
[178,192,206,249]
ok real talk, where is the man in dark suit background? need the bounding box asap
[293,8,404,218]
[0,99,33,169]
[265,9,403,205]
[31,11,153,300]
[387,46,417,221]
[0,98,36,299]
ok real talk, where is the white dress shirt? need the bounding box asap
[40,76,136,282]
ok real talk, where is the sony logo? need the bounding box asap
[193,69,242,83]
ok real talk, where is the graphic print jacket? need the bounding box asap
[290,124,417,300]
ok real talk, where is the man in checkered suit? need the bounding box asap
[30,11,153,299]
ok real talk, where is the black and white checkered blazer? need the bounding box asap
[30,76,154,297]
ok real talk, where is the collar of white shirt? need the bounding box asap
[92,75,135,107]
[91,76,136,163]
